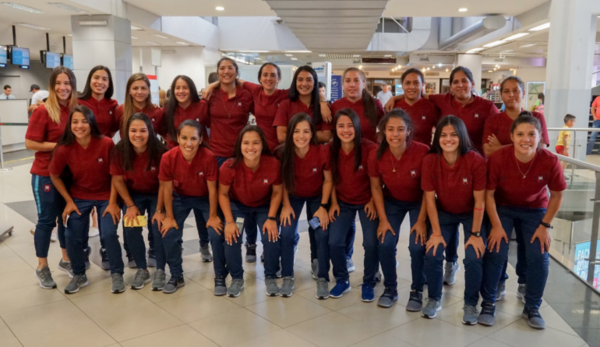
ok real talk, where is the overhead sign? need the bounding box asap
[331,75,341,102]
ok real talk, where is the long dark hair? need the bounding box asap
[176,119,209,149]
[511,110,542,134]
[449,66,474,85]
[289,66,323,125]
[343,67,378,127]
[113,113,167,172]
[429,115,472,156]
[229,125,272,168]
[55,105,103,148]
[78,65,114,100]
[257,62,281,83]
[217,57,239,88]
[376,109,414,160]
[400,68,425,84]
[331,108,363,185]
[164,75,200,141]
[280,113,319,195]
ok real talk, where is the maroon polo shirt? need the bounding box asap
[482,110,549,150]
[78,97,119,137]
[393,98,440,145]
[219,156,282,207]
[331,97,385,143]
[163,101,210,149]
[111,149,161,194]
[273,98,334,133]
[334,139,378,205]
[207,87,254,157]
[114,104,165,138]
[26,104,70,177]
[292,144,331,197]
[158,146,218,197]
[243,82,288,151]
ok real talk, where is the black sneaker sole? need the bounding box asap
[64,281,89,294]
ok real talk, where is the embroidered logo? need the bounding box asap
[263,178,269,186]
[196,118,200,122]
[474,114,479,119]
[97,158,103,164]
[198,171,204,177]
[538,175,543,183]
[410,170,416,178]
[44,184,51,192]
[151,118,155,122]
[312,167,318,174]
[462,177,468,185]
[421,115,426,120]
[358,165,364,172]
[109,111,113,115]
[151,166,156,173]
[238,102,242,107]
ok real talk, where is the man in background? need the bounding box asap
[376,84,393,106]
[28,84,49,113]
[587,95,600,155]
[0,85,16,100]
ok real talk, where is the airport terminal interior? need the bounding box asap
[0,0,600,346]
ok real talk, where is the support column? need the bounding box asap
[71,15,132,104]
[457,54,483,95]
[545,0,598,159]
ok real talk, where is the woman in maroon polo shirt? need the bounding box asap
[25,66,78,289]
[115,73,164,138]
[391,68,440,145]
[158,120,221,294]
[217,126,282,298]
[111,113,167,290]
[273,65,333,144]
[77,65,119,137]
[278,113,333,297]
[421,115,488,323]
[368,109,429,308]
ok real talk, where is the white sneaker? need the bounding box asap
[89,227,100,237]
[50,232,58,243]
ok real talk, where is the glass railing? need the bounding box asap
[550,153,600,292]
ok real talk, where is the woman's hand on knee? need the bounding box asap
[206,215,223,235]
[160,217,178,236]
[103,203,122,225]
[465,235,486,259]
[263,219,279,242]
[487,225,508,253]
[377,220,395,244]
[224,223,239,245]
[425,234,446,257]
[280,204,295,227]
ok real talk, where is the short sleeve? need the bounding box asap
[472,154,487,191]
[26,107,49,142]
[158,152,174,182]
[48,145,68,175]
[535,113,550,146]
[489,103,500,116]
[273,100,290,127]
[242,81,261,95]
[219,160,236,186]
[421,155,436,192]
[204,151,218,181]
[197,100,210,128]
[548,156,567,192]
[367,149,380,178]
[320,145,332,171]
[593,97,600,107]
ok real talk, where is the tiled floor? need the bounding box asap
[0,162,593,347]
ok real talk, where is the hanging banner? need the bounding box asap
[331,75,342,102]
[147,75,160,106]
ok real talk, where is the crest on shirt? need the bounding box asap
[238,102,242,108]
[196,118,200,122]
[263,178,269,186]
[44,184,51,193]
[151,166,156,173]
[97,157,103,164]
[312,167,318,174]
[109,111,113,115]
[410,169,416,178]
[198,171,204,177]
[151,118,156,122]
[474,113,479,119]
[421,115,426,121]
[462,177,468,185]
[358,165,364,171]
[538,175,543,182]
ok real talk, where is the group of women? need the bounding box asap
[25,59,564,331]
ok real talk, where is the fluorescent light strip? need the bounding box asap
[0,2,43,13]
[176,42,189,45]
[504,32,529,40]
[483,40,507,48]
[153,34,168,39]
[146,41,160,45]
[520,43,536,48]
[284,50,311,53]
[290,57,298,60]
[466,48,484,53]
[458,8,468,12]
[78,21,107,26]
[47,2,87,13]
[16,22,50,30]
[318,54,326,57]
[529,22,550,31]
[285,54,293,57]
[353,54,360,57]
[131,25,142,31]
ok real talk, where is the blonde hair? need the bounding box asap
[46,67,77,123]
[121,73,152,133]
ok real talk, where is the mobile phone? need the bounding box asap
[308,216,321,229]
[235,217,245,231]
[63,215,69,228]
[124,215,147,228]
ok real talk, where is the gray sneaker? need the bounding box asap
[421,299,442,319]
[478,303,496,326]
[35,267,57,289]
[227,278,244,297]
[496,281,507,301]
[64,274,89,294]
[316,278,329,299]
[163,276,185,294]
[374,270,382,282]
[265,278,279,297]
[462,305,479,325]
[57,259,74,278]
[406,290,423,312]
[131,269,151,290]
[128,257,137,269]
[214,276,227,296]
[347,259,355,273]
[111,273,125,293]
[147,255,157,268]
[245,243,257,263]
[516,284,527,304]
[522,307,545,329]
[443,261,460,285]
[152,269,166,291]
[311,259,318,280]
[200,245,213,262]
[280,277,294,297]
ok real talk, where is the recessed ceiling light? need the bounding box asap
[290,57,298,61]
[131,25,142,31]
[285,54,293,57]
[501,49,513,53]
[488,70,493,72]
[483,40,507,48]
[78,20,107,26]
[215,6,224,11]
[319,54,326,57]
[384,54,392,57]
[176,41,189,45]
[16,22,50,30]
[520,43,536,48]
[458,8,468,12]
[284,50,311,53]
[358,65,363,69]
[466,48,484,53]
[47,2,87,13]
[146,41,160,45]
[353,54,360,57]
[504,33,529,40]
[153,34,168,39]
[445,68,449,72]
[131,36,138,39]
[0,2,42,13]
[529,22,550,31]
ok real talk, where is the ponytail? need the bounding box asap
[362,89,378,127]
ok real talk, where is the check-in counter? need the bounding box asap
[0,99,29,152]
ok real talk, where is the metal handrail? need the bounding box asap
[554,153,600,171]
[547,128,600,132]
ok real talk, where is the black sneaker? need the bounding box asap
[214,276,227,296]
[100,248,110,270]
[478,303,496,326]
[162,276,185,294]
[406,289,423,312]
[245,243,257,263]
[522,307,545,329]
[377,287,398,308]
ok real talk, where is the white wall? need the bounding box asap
[132,46,221,92]
[0,23,72,61]
[219,17,305,51]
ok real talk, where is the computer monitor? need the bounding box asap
[61,54,73,70]
[45,51,61,69]
[10,46,30,67]
[0,45,7,67]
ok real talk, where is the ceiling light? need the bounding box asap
[285,54,293,57]
[255,58,262,60]
[438,63,442,67]
[215,6,224,11]
[47,2,86,13]
[504,32,529,40]
[466,48,484,53]
[176,41,190,45]
[426,68,430,70]
[146,41,160,45]
[384,54,392,57]
[501,49,514,53]
[290,57,298,60]
[397,65,402,68]
[78,20,107,26]
[153,34,168,39]
[240,50,269,53]
[353,54,360,57]
[131,36,138,39]
[458,8,468,12]
[131,25,142,31]
[358,65,363,69]
[0,2,42,13]
[488,70,493,73]
[319,54,326,57]
[15,23,50,30]
[284,50,311,53]
[520,43,536,48]
[483,40,507,48]
[529,22,550,31]
[445,68,449,72]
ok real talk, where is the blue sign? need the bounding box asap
[11,47,29,66]
[574,241,600,289]
[331,75,341,102]
[45,52,61,69]
[0,46,7,64]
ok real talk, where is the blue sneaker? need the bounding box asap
[361,283,375,302]
[330,281,351,298]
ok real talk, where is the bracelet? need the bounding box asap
[320,203,329,209]
[225,221,235,225]
[127,204,135,208]
[540,221,553,229]
[267,216,276,221]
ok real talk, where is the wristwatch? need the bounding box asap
[472,231,481,237]
[540,221,553,229]
[267,216,277,221]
